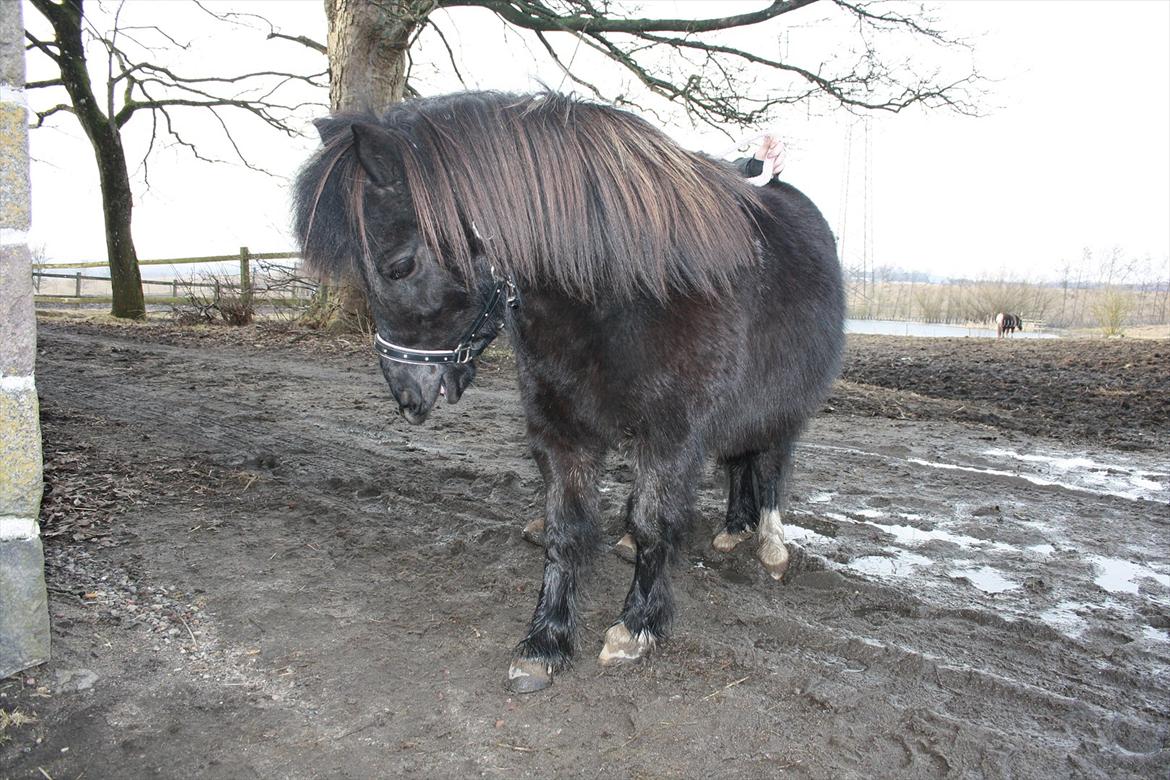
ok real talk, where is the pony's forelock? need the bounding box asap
[294,92,765,300]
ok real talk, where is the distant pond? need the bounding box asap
[846,319,1058,339]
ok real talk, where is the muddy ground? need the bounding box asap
[2,321,1168,779]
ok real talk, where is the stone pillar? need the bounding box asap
[0,0,50,678]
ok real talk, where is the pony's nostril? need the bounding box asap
[395,387,419,412]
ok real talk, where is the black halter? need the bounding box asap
[373,278,518,365]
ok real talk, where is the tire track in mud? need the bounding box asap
[23,324,1170,779]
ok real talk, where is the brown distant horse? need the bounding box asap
[995,312,1022,338]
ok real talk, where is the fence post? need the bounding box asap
[74,272,81,299]
[172,279,178,298]
[239,246,252,308]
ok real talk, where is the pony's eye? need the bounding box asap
[380,255,415,281]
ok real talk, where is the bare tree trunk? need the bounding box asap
[326,0,419,112]
[325,0,423,331]
[93,133,144,319]
[32,0,144,319]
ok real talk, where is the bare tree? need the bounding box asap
[25,0,326,319]
[325,1,981,122]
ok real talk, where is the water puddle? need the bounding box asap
[1088,555,1170,595]
[949,565,1019,593]
[817,507,1000,551]
[807,441,1167,503]
[1142,626,1169,644]
[908,455,1168,503]
[785,522,834,545]
[872,521,994,550]
[1039,603,1090,637]
[845,319,1057,339]
[983,448,1169,503]
[846,549,933,578]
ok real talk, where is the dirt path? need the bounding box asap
[2,322,1167,778]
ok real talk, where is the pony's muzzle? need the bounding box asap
[381,363,440,425]
[381,362,475,424]
[442,363,476,404]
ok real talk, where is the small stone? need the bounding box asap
[55,668,99,692]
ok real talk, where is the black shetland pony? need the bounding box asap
[295,92,844,693]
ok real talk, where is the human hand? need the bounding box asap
[753,134,787,177]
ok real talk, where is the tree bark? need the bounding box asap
[326,0,420,112]
[325,0,424,331]
[30,0,144,319]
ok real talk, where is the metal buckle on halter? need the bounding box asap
[454,343,474,364]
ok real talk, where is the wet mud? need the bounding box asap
[2,321,1167,778]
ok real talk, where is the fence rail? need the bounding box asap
[32,249,299,271]
[32,247,303,306]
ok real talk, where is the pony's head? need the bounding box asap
[294,112,489,425]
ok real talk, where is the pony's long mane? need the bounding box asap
[296,91,766,301]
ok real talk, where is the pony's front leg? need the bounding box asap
[507,443,603,693]
[599,450,701,666]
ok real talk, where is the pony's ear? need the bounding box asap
[351,122,403,189]
[312,116,347,145]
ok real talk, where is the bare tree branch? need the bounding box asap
[425,17,467,88]
[831,0,962,45]
[267,31,328,54]
[25,78,64,89]
[191,0,327,53]
[24,31,61,62]
[424,0,982,126]
[31,103,75,128]
[533,29,604,99]
[439,0,820,34]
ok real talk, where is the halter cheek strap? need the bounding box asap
[373,278,519,365]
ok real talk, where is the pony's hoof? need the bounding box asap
[506,658,553,693]
[521,517,546,548]
[757,540,790,580]
[598,622,654,667]
[712,529,753,553]
[613,533,637,563]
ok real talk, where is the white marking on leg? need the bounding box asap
[756,508,790,580]
[712,528,753,553]
[598,622,655,666]
[506,657,554,692]
[521,516,546,546]
[613,533,637,563]
[508,661,551,680]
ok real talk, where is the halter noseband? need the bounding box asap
[373,277,518,366]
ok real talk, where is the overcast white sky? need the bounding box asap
[23,0,1170,283]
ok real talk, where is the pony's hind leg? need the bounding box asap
[752,440,798,580]
[508,442,603,693]
[599,449,702,666]
[712,454,757,552]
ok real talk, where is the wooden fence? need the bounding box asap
[32,247,301,306]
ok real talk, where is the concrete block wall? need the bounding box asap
[0,0,50,679]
